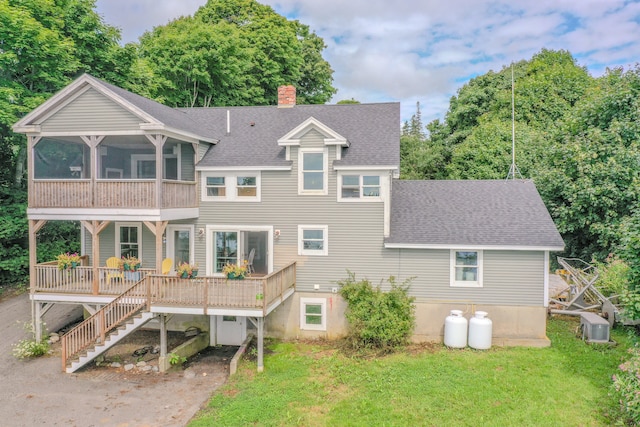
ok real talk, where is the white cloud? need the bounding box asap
[95,0,640,123]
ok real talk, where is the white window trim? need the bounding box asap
[337,172,383,202]
[116,222,142,259]
[131,153,180,180]
[298,147,328,195]
[298,225,328,256]
[201,172,261,202]
[450,249,483,288]
[300,297,327,331]
[165,224,195,269]
[204,225,274,276]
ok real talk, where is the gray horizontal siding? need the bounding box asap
[180,144,195,181]
[194,129,547,307]
[40,88,142,132]
[195,129,388,287]
[389,249,545,306]
[84,222,162,269]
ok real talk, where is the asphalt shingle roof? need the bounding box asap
[180,103,400,168]
[387,179,564,249]
[91,76,215,139]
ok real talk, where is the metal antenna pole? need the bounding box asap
[507,63,522,180]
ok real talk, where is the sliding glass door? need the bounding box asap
[207,226,272,276]
[214,231,238,273]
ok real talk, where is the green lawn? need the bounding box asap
[189,317,632,426]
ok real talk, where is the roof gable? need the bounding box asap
[13,74,216,143]
[277,117,349,147]
[13,74,157,133]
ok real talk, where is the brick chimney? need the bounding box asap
[277,85,296,108]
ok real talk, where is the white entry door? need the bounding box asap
[216,315,247,345]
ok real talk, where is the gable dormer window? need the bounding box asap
[299,148,328,195]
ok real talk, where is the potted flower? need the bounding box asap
[121,255,141,272]
[176,262,199,279]
[57,252,81,271]
[222,261,248,280]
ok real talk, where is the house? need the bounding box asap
[12,74,564,372]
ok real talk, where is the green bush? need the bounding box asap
[338,272,415,350]
[594,256,630,297]
[12,338,50,359]
[612,346,640,425]
[12,322,49,359]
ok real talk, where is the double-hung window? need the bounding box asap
[205,177,226,197]
[450,250,483,287]
[299,148,327,194]
[202,173,260,201]
[236,176,257,197]
[298,225,328,256]
[116,223,141,258]
[340,174,381,199]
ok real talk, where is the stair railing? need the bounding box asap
[61,278,151,371]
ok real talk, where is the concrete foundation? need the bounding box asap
[266,292,550,347]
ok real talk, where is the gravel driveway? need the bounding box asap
[0,293,230,426]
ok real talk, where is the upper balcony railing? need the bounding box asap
[29,179,197,209]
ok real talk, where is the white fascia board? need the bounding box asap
[140,124,217,144]
[27,207,199,222]
[13,125,42,133]
[333,165,399,171]
[32,130,147,138]
[31,294,115,304]
[196,165,291,172]
[150,306,264,317]
[383,243,565,252]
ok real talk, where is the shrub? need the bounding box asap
[612,346,640,425]
[12,321,49,359]
[594,256,630,296]
[13,338,50,359]
[338,272,415,351]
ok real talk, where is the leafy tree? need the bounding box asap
[400,102,448,180]
[139,0,336,107]
[537,66,640,261]
[1,0,126,284]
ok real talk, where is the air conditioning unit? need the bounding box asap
[580,312,610,344]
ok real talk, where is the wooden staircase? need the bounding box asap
[61,279,154,373]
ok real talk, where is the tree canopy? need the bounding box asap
[0,0,336,286]
[402,49,640,263]
[138,0,336,107]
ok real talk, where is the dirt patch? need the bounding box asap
[0,295,236,426]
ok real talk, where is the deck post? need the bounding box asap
[34,301,42,342]
[158,314,169,372]
[257,317,264,372]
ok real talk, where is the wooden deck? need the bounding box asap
[34,262,296,314]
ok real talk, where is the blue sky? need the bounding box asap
[95,0,640,124]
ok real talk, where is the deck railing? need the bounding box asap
[147,262,297,313]
[61,278,151,371]
[30,179,196,209]
[60,262,296,370]
[34,264,155,295]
